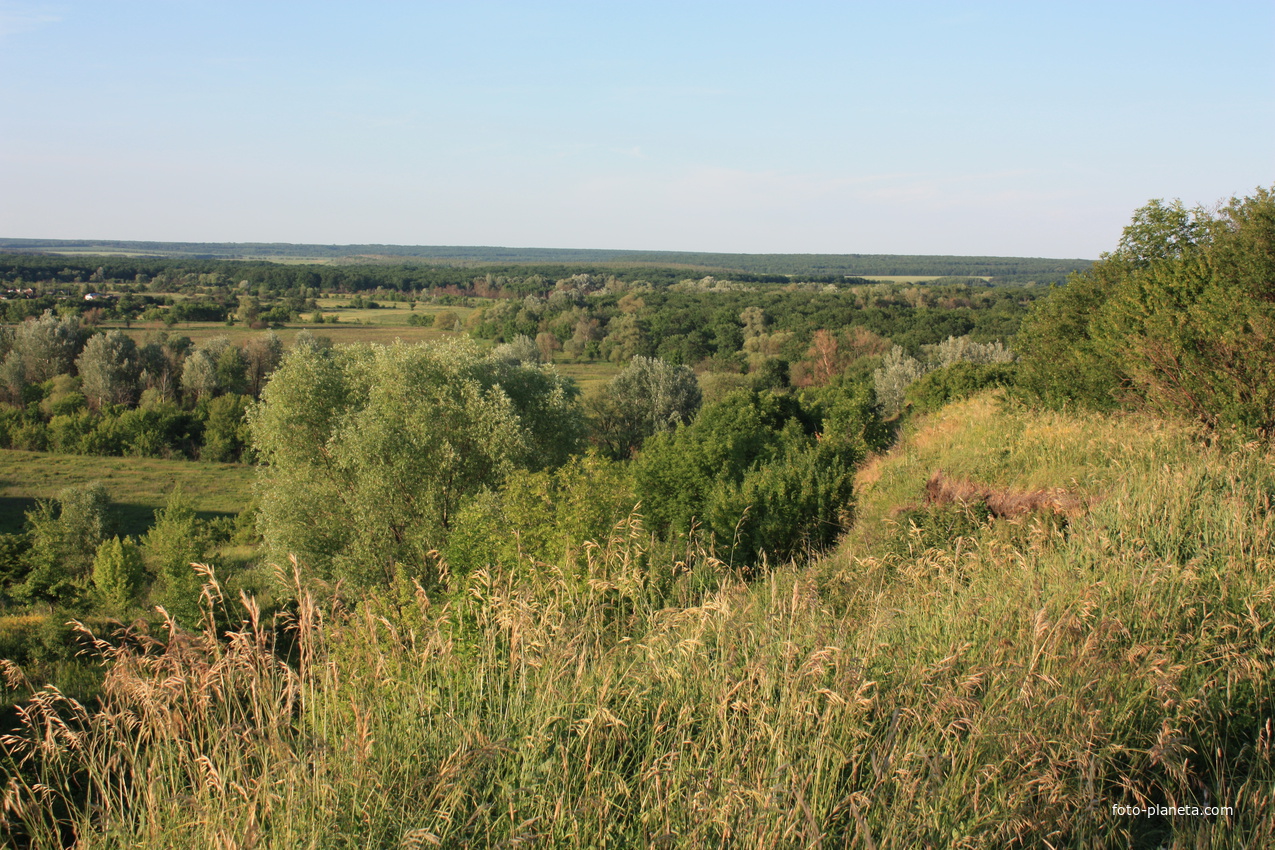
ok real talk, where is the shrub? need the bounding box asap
[1016,187,1275,435]
[633,390,863,564]
[91,536,145,611]
[904,361,1018,415]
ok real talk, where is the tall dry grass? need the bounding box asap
[1,393,1272,847]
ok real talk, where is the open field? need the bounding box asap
[0,450,255,536]
[552,360,623,395]
[106,319,464,348]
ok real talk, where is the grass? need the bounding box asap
[106,319,464,348]
[553,360,624,396]
[0,450,255,536]
[3,393,1272,847]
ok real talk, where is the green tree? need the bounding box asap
[236,295,261,325]
[201,393,252,462]
[1016,187,1275,435]
[243,331,284,397]
[76,329,140,409]
[92,535,145,612]
[1093,189,1275,434]
[633,390,859,563]
[249,339,584,587]
[142,488,206,626]
[215,344,249,396]
[588,356,702,459]
[601,312,650,363]
[180,349,217,402]
[12,310,81,384]
[18,482,113,605]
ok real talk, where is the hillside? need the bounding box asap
[4,392,1270,847]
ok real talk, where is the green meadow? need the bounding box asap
[0,450,254,536]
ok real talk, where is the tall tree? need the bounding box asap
[1017,187,1275,435]
[588,356,702,459]
[249,339,583,587]
[77,330,140,409]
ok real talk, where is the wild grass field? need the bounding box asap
[0,450,254,536]
[4,391,1269,848]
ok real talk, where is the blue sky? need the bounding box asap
[1,1,1271,258]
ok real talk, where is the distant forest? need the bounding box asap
[0,239,1092,285]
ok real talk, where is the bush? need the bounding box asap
[444,453,636,577]
[1016,187,1275,435]
[91,536,145,611]
[633,390,864,564]
[904,361,1018,416]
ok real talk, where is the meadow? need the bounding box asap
[0,450,254,537]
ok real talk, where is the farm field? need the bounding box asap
[0,449,255,536]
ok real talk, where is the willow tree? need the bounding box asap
[249,339,583,587]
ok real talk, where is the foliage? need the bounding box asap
[9,310,82,385]
[249,339,584,587]
[588,355,702,459]
[799,378,892,454]
[91,535,145,611]
[142,488,207,626]
[444,452,636,576]
[872,345,929,417]
[478,348,585,471]
[76,329,140,409]
[903,361,1018,415]
[1016,187,1275,435]
[875,336,1016,418]
[633,389,867,563]
[16,482,113,604]
[1097,189,1275,434]
[201,393,253,463]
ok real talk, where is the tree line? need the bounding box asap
[0,239,1092,283]
[0,313,298,461]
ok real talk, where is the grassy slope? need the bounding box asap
[4,394,1272,847]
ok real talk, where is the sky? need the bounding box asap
[1,1,1271,258]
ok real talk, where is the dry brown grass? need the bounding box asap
[923,470,1089,519]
